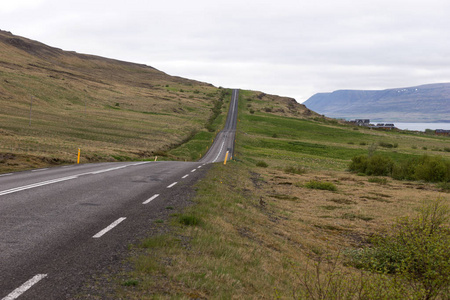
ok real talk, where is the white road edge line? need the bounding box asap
[0,163,150,196]
[0,176,78,196]
[143,194,159,204]
[89,165,127,174]
[2,274,47,300]
[182,174,189,179]
[212,140,226,163]
[167,182,177,188]
[0,173,13,177]
[191,169,196,173]
[197,166,202,169]
[93,217,126,238]
[31,168,48,172]
[130,161,151,166]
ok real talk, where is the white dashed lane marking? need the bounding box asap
[143,194,159,205]
[92,217,126,238]
[167,182,177,188]
[2,274,47,300]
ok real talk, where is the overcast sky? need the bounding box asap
[2,0,450,102]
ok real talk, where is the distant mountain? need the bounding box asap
[303,83,450,122]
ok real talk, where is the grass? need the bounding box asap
[305,180,337,191]
[105,89,449,298]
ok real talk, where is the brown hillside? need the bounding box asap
[0,30,317,172]
[0,30,219,171]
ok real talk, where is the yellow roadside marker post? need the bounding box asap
[155,156,158,161]
[224,151,229,165]
[77,148,81,164]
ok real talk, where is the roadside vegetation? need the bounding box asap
[103,90,450,299]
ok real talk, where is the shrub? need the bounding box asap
[392,155,450,182]
[346,199,450,300]
[179,214,202,226]
[414,155,450,182]
[379,141,394,148]
[256,160,268,168]
[349,154,393,176]
[305,180,337,191]
[366,155,394,176]
[349,155,368,174]
[353,154,450,182]
[284,165,306,175]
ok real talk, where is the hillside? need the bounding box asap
[304,83,450,122]
[0,30,314,172]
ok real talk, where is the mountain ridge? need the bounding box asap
[304,83,450,122]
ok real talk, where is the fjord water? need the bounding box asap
[393,122,450,131]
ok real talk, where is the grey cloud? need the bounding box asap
[1,0,450,102]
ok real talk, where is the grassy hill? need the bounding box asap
[304,83,450,122]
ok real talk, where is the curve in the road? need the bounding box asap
[0,89,239,300]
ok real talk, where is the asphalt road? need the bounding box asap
[200,88,239,163]
[0,89,239,299]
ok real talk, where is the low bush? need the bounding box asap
[349,154,394,176]
[378,141,398,148]
[392,155,450,182]
[305,180,337,191]
[284,165,306,175]
[346,199,450,300]
[256,160,268,168]
[179,214,202,226]
[351,154,450,183]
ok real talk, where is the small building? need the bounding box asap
[435,129,450,136]
[351,119,371,126]
[370,123,396,130]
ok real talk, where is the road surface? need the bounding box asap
[0,89,239,299]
